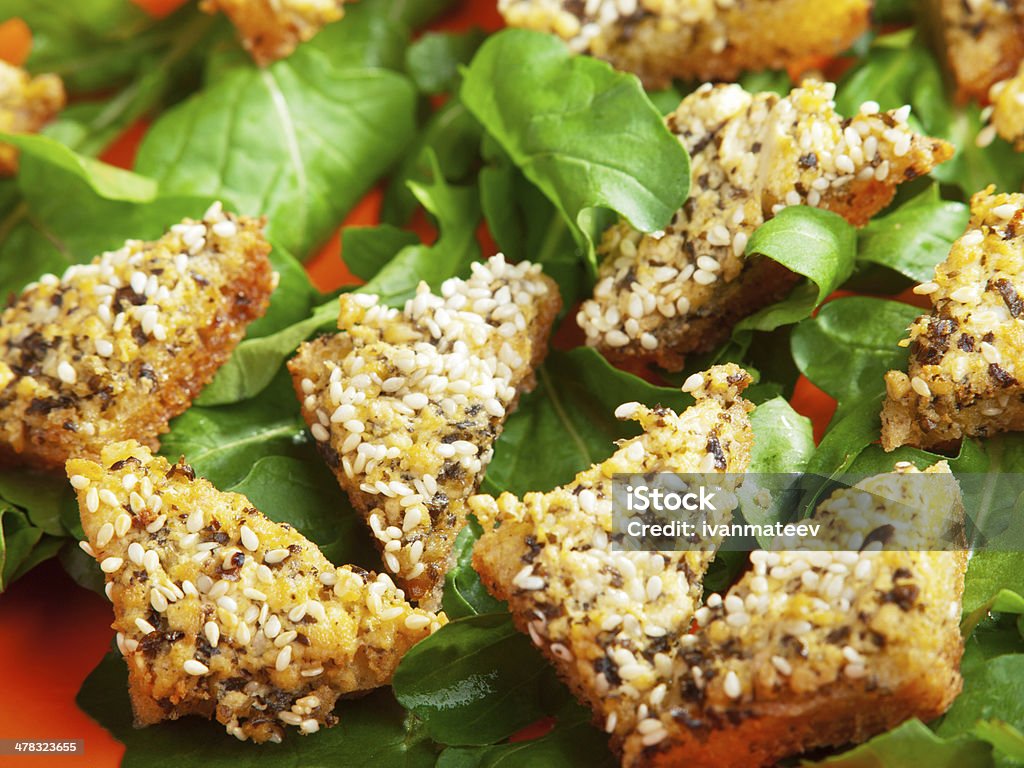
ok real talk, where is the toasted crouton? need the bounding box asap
[882,188,1024,451]
[630,463,965,768]
[288,255,561,609]
[68,441,445,743]
[989,64,1024,150]
[200,0,347,65]
[577,81,954,371]
[0,204,274,469]
[498,0,870,89]
[469,365,754,759]
[926,0,1024,102]
[0,60,65,175]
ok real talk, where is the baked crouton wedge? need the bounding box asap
[288,254,561,609]
[926,0,1024,102]
[577,80,954,371]
[498,0,870,89]
[989,64,1024,151]
[882,189,1024,451]
[200,0,347,65]
[69,441,445,743]
[0,60,65,175]
[469,364,754,760]
[0,203,274,469]
[632,463,966,768]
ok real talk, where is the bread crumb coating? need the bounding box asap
[0,60,65,175]
[200,0,347,64]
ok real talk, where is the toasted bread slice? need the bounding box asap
[69,441,445,743]
[989,64,1024,151]
[0,203,274,469]
[926,0,1024,102]
[882,189,1024,451]
[200,0,346,65]
[288,255,561,609]
[498,0,869,89]
[630,463,965,767]
[469,364,754,757]
[0,60,65,175]
[577,81,954,371]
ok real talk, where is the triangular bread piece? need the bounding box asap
[577,80,953,370]
[288,254,561,608]
[0,203,274,469]
[630,463,965,767]
[469,364,754,758]
[882,188,1024,451]
[69,440,445,743]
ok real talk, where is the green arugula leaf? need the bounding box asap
[461,29,690,272]
[436,719,616,768]
[393,613,555,746]
[484,347,691,496]
[0,469,73,536]
[135,45,417,259]
[406,30,488,95]
[158,370,308,489]
[441,518,506,620]
[973,720,1024,762]
[749,397,815,475]
[381,98,484,226]
[77,652,440,768]
[342,226,421,281]
[0,506,46,591]
[738,206,857,333]
[963,552,1024,617]
[856,185,969,282]
[479,136,585,306]
[937,654,1024,764]
[791,297,919,416]
[805,718,991,767]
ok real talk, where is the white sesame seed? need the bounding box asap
[910,376,932,398]
[275,645,292,671]
[86,487,99,514]
[723,670,742,699]
[239,524,259,552]
[682,373,704,393]
[980,341,1001,364]
[100,556,123,573]
[70,474,90,490]
[135,617,156,634]
[183,659,209,676]
[912,281,939,295]
[265,548,290,564]
[186,508,204,533]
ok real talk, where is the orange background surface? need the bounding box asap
[0,2,838,766]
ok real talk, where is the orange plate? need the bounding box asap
[0,3,836,766]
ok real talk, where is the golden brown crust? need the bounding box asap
[69,441,445,743]
[499,0,870,89]
[199,0,346,65]
[882,188,1024,451]
[990,63,1024,151]
[288,255,561,608]
[0,60,65,176]
[577,81,954,372]
[471,365,755,756]
[0,204,274,470]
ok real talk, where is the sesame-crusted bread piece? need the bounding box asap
[577,81,954,371]
[0,60,65,175]
[882,189,1024,451]
[498,0,870,89]
[631,463,966,768]
[989,63,1024,150]
[927,0,1024,102]
[68,441,445,743]
[288,254,561,609]
[200,0,346,65]
[0,203,274,470]
[469,364,755,760]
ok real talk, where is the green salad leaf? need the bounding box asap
[806,718,991,767]
[441,518,506,620]
[461,29,690,272]
[393,614,555,747]
[856,184,969,282]
[135,45,417,259]
[406,30,488,96]
[437,719,616,768]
